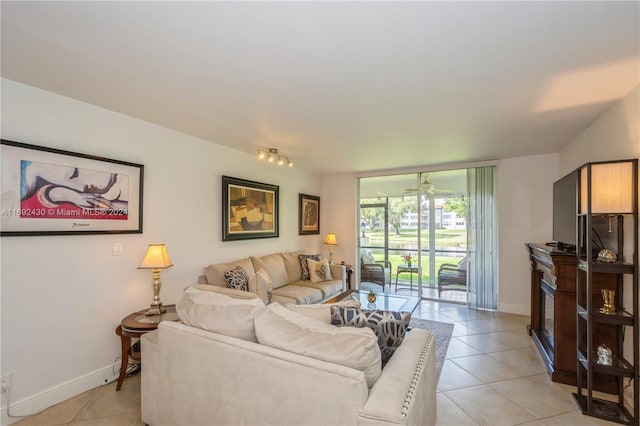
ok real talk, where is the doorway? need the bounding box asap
[358,169,468,303]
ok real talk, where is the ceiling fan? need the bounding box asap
[404,176,455,197]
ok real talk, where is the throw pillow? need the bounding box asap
[190,284,259,300]
[298,254,321,280]
[330,306,411,366]
[255,302,382,387]
[307,258,333,283]
[177,287,265,342]
[361,249,376,264]
[224,265,249,291]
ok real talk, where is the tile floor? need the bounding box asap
[13,300,619,425]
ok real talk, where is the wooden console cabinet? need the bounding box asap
[526,243,617,392]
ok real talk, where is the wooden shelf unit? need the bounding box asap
[573,159,638,425]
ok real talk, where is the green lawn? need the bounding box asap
[362,227,466,285]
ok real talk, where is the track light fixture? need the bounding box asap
[257,148,293,167]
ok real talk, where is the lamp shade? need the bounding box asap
[138,243,173,269]
[580,161,635,214]
[324,233,338,245]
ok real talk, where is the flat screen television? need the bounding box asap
[552,170,578,251]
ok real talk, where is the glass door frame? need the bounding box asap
[359,200,390,266]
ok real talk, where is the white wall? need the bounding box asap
[497,154,559,314]
[0,79,323,416]
[559,85,639,175]
[321,174,357,267]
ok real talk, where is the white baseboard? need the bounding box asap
[498,303,530,317]
[1,364,119,425]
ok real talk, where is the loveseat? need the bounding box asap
[197,251,346,304]
[141,286,437,425]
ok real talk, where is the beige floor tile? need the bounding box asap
[451,322,483,337]
[446,337,482,358]
[437,360,483,392]
[68,410,143,426]
[456,333,514,353]
[73,377,141,422]
[416,309,459,322]
[433,308,496,322]
[436,393,479,426]
[451,354,522,383]
[486,347,547,377]
[488,330,536,349]
[444,385,537,426]
[541,410,619,425]
[489,376,577,418]
[463,317,526,333]
[16,390,94,426]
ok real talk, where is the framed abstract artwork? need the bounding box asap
[298,193,320,235]
[222,176,279,241]
[0,139,144,236]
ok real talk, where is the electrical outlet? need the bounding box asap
[1,374,12,391]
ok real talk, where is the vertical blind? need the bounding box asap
[467,166,498,310]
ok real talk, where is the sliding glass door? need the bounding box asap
[358,167,492,306]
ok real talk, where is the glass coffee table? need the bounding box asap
[327,289,420,313]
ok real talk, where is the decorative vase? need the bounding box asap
[407,261,412,267]
[367,291,377,303]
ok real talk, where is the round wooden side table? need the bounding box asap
[114,305,178,391]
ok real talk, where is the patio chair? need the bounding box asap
[360,249,392,292]
[437,256,467,297]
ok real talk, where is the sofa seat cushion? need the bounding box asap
[205,257,255,287]
[251,254,289,289]
[255,303,382,387]
[292,279,343,299]
[272,284,324,304]
[177,286,264,342]
[270,294,297,305]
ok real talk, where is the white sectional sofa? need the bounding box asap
[141,286,437,426]
[198,251,347,304]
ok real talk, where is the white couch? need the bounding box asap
[198,251,346,304]
[141,288,437,426]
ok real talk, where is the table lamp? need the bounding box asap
[138,243,173,315]
[324,233,338,264]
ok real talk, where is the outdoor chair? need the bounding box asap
[437,256,467,297]
[360,249,391,292]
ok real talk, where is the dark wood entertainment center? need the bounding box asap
[526,243,617,393]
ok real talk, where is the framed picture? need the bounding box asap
[1,139,144,236]
[222,176,279,241]
[299,193,320,235]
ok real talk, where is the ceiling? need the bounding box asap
[2,1,638,175]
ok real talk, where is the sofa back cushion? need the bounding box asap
[281,250,303,282]
[251,254,289,289]
[285,299,361,324]
[177,286,264,342]
[255,303,381,387]
[205,257,256,287]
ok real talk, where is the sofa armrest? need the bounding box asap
[358,329,436,425]
[329,264,347,291]
[141,330,159,426]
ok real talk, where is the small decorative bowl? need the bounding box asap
[597,248,617,263]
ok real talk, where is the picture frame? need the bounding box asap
[222,176,279,241]
[299,193,320,235]
[1,139,144,236]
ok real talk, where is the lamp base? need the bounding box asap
[146,303,166,316]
